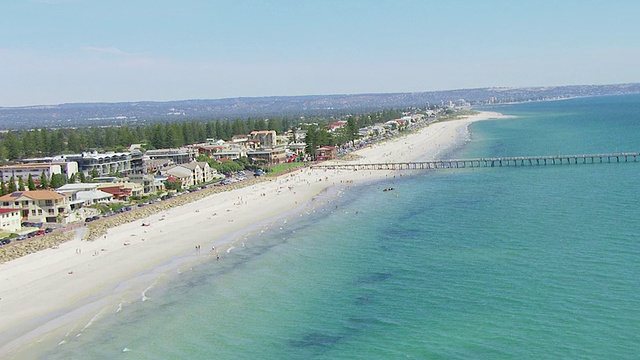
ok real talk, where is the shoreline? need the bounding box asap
[0,110,510,358]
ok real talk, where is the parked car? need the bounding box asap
[35,229,46,236]
[0,238,11,246]
[45,227,54,233]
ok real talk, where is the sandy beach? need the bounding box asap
[0,111,509,358]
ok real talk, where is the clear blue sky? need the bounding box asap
[1,0,639,106]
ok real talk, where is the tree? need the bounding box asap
[17,176,25,191]
[78,171,86,183]
[8,176,17,193]
[165,180,182,191]
[346,116,360,146]
[39,171,49,189]
[27,174,36,190]
[50,174,67,188]
[305,126,318,157]
[4,131,21,160]
[91,168,99,180]
[0,181,6,195]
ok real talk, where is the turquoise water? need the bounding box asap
[42,95,640,359]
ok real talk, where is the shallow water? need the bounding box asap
[37,94,640,359]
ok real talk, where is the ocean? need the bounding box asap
[39,94,640,359]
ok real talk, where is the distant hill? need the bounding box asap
[1,83,639,130]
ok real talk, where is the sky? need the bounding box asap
[1,0,639,107]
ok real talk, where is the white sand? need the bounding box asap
[0,111,509,357]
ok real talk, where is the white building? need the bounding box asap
[0,162,78,183]
[0,208,21,233]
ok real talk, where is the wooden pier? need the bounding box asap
[311,152,640,171]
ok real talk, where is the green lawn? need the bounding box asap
[264,162,310,176]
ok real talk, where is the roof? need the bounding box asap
[0,190,65,201]
[164,166,193,178]
[0,208,20,214]
[76,190,114,202]
[57,183,101,192]
[0,163,60,170]
[180,162,209,171]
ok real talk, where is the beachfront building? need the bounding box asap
[128,173,167,194]
[0,208,22,233]
[0,162,79,183]
[20,158,80,176]
[75,190,114,206]
[98,185,133,201]
[315,146,338,161]
[249,130,277,148]
[211,144,247,161]
[162,161,217,188]
[145,148,198,165]
[247,146,287,165]
[287,142,307,157]
[56,152,134,177]
[0,190,76,224]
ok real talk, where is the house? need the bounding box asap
[165,172,191,189]
[0,190,75,224]
[57,182,114,206]
[0,208,21,233]
[315,146,338,161]
[162,161,216,188]
[129,173,167,194]
[97,185,132,201]
[74,190,114,206]
[119,182,144,198]
[325,121,346,132]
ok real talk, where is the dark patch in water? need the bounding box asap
[347,316,376,330]
[354,272,392,285]
[354,294,374,306]
[288,332,343,349]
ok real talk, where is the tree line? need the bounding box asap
[0,109,407,162]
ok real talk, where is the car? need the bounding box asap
[45,227,54,233]
[85,217,93,222]
[0,238,11,246]
[16,235,27,241]
[35,230,46,236]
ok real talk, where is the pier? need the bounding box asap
[311,152,640,171]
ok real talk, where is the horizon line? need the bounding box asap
[2,82,640,109]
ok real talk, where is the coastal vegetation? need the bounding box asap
[0,109,408,162]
